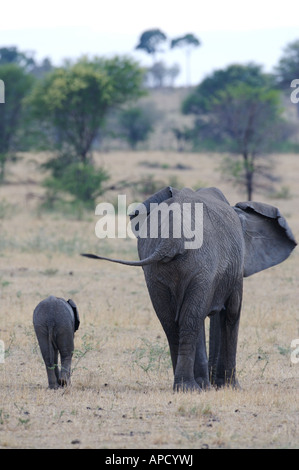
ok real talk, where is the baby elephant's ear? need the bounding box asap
[234,201,297,277]
[67,299,80,331]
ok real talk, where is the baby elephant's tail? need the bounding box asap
[48,326,57,367]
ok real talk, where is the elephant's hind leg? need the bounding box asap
[34,326,60,389]
[147,282,180,376]
[208,311,221,386]
[194,320,210,389]
[215,285,242,389]
[41,344,59,389]
[173,295,208,392]
[56,333,74,387]
[59,353,73,386]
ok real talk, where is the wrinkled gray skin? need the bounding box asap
[82,187,296,392]
[33,296,80,389]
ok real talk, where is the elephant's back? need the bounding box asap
[33,296,74,328]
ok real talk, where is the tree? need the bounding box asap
[0,46,35,72]
[29,56,145,163]
[171,33,200,86]
[275,39,299,87]
[94,56,146,107]
[183,64,284,200]
[145,61,181,88]
[0,46,54,81]
[0,63,34,181]
[147,61,169,88]
[167,63,181,87]
[135,29,167,63]
[29,59,112,164]
[28,56,145,205]
[30,57,53,80]
[182,63,273,114]
[172,126,192,152]
[118,106,154,149]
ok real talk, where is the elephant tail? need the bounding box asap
[48,326,57,366]
[81,251,164,266]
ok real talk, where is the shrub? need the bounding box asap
[43,162,109,208]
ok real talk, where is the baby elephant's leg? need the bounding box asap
[39,340,59,389]
[57,334,74,387]
[59,353,73,386]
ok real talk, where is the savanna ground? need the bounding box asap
[0,149,298,449]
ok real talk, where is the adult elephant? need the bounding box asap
[82,187,296,391]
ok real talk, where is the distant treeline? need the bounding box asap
[0,38,299,202]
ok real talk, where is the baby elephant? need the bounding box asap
[33,296,80,389]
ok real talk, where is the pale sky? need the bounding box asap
[1,0,299,85]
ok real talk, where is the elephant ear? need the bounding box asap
[67,299,80,331]
[196,187,230,205]
[234,201,297,277]
[129,186,175,219]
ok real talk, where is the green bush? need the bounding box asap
[43,162,109,208]
[118,106,154,149]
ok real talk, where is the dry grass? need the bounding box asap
[0,150,298,449]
